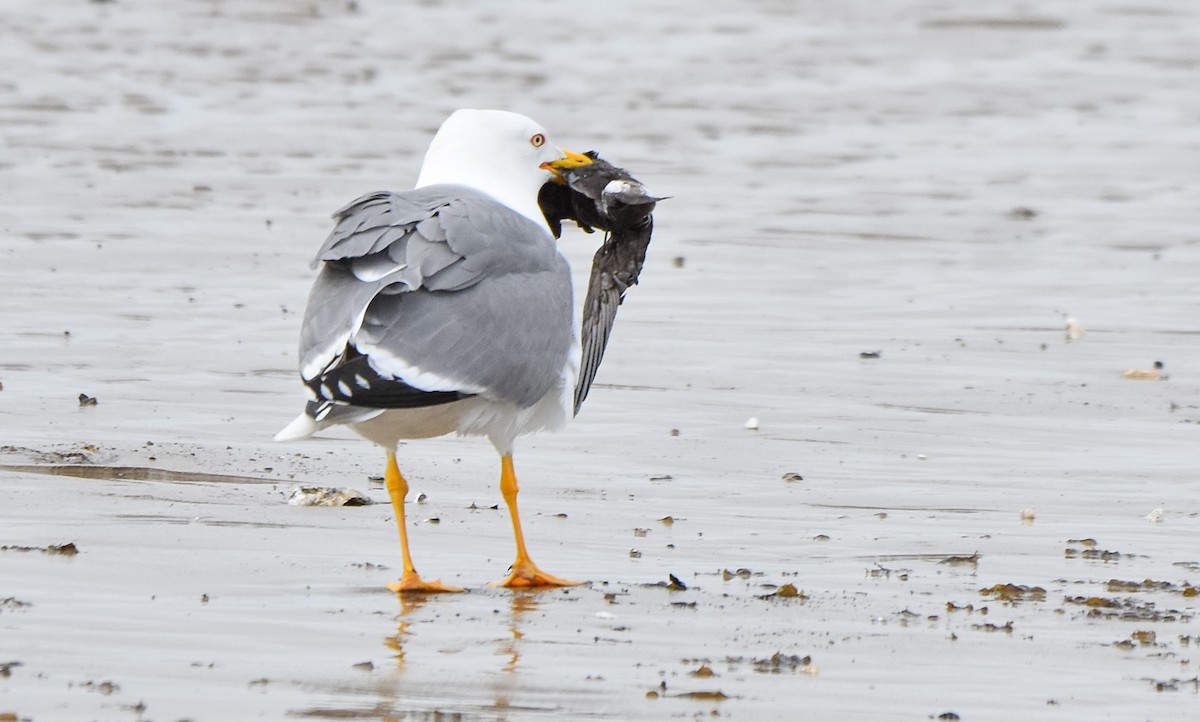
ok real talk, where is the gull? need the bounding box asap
[276,109,597,592]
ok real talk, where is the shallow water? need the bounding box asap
[2,1,1198,720]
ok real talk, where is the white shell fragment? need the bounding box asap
[287,486,372,507]
[744,417,760,431]
[1064,317,1084,341]
[1145,508,1163,523]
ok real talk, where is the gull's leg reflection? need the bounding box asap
[488,589,543,719]
[498,590,541,674]
[384,593,432,670]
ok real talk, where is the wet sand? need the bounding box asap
[2,1,1198,720]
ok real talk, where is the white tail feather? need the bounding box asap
[273,413,318,442]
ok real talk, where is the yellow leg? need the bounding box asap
[495,454,581,588]
[383,451,462,594]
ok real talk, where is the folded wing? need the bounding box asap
[297,185,573,424]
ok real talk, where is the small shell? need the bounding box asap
[287,486,371,507]
[1064,317,1084,341]
[1124,361,1165,380]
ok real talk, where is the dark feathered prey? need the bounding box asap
[539,151,663,413]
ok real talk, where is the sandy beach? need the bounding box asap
[2,1,1198,719]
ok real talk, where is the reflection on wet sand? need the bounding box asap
[360,590,547,720]
[382,594,431,672]
[497,590,540,675]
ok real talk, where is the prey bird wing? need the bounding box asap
[539,152,662,415]
[574,214,654,414]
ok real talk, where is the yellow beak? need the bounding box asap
[540,149,593,183]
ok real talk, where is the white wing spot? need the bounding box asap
[603,179,634,195]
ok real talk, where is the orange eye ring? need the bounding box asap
[529,133,546,148]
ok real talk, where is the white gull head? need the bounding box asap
[415,109,565,231]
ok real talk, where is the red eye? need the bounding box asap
[529,133,546,148]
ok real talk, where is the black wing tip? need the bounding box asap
[305,352,472,410]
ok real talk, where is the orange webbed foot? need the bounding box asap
[387,569,464,594]
[494,559,584,589]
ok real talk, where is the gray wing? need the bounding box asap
[298,185,573,417]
